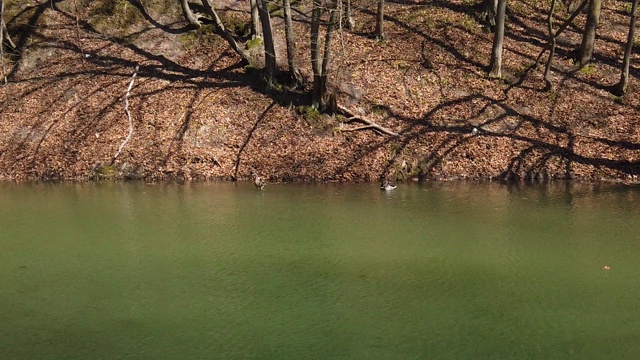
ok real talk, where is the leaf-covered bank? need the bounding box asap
[1,0,640,183]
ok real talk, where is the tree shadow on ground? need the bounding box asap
[126,0,195,34]
[1,1,313,180]
[366,0,637,94]
[3,0,639,182]
[375,93,640,182]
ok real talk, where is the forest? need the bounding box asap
[1,0,639,183]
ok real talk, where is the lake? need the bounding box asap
[1,181,640,359]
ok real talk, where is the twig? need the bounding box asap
[111,65,139,165]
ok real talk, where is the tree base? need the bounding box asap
[609,81,628,97]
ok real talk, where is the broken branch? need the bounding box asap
[336,104,400,137]
[111,65,139,165]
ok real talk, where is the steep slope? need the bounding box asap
[1,0,639,182]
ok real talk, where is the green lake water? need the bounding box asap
[1,181,640,359]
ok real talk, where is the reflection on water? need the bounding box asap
[1,181,640,359]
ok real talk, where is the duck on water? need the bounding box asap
[380,180,396,191]
[251,172,265,190]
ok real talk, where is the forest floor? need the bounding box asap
[1,0,640,183]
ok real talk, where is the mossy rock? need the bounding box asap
[225,16,251,38]
[245,37,263,50]
[295,105,335,131]
[578,64,596,76]
[92,164,116,180]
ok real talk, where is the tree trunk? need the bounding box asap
[488,0,506,78]
[179,0,201,28]
[483,0,498,29]
[554,0,588,38]
[249,0,261,39]
[283,0,302,86]
[0,0,4,51]
[544,0,557,90]
[258,0,276,85]
[1,0,14,49]
[613,0,638,96]
[1,0,7,84]
[321,8,338,78]
[576,0,601,67]
[343,0,354,30]
[563,0,583,13]
[311,1,338,110]
[200,0,251,63]
[310,1,322,108]
[375,0,385,39]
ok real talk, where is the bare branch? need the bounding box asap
[0,0,9,85]
[111,65,139,165]
[337,104,400,137]
[554,0,588,38]
[201,0,251,63]
[180,0,202,28]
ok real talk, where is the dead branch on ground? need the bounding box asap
[111,65,139,165]
[337,104,400,137]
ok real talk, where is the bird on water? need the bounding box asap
[251,172,265,190]
[380,180,396,191]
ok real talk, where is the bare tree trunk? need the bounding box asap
[321,8,338,113]
[375,0,385,39]
[343,0,354,30]
[258,0,276,85]
[488,0,506,78]
[311,0,338,110]
[0,0,14,85]
[321,9,338,78]
[576,0,601,67]
[0,0,6,85]
[1,0,14,48]
[563,0,583,13]
[249,0,261,39]
[200,0,251,63]
[311,1,322,108]
[544,0,557,90]
[483,0,498,29]
[554,0,588,38]
[0,0,4,49]
[613,0,638,96]
[72,0,85,60]
[283,0,302,86]
[180,0,202,28]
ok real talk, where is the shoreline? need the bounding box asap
[2,1,640,184]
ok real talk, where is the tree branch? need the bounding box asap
[201,0,251,63]
[111,65,139,165]
[337,104,400,137]
[180,0,202,28]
